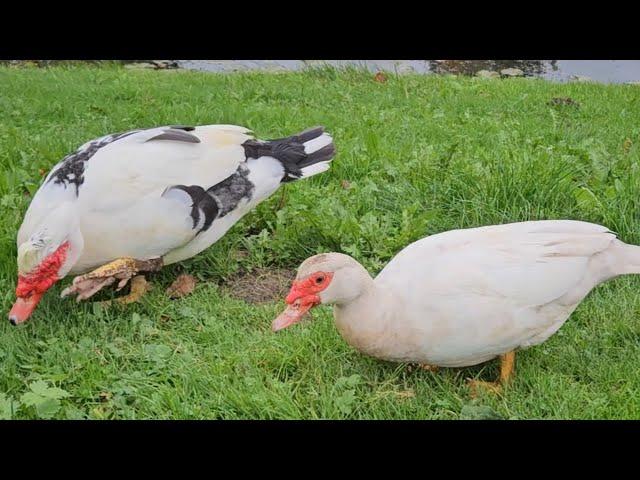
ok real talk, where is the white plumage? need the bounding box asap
[10,124,335,323]
[275,220,640,372]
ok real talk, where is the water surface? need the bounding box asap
[176,60,640,84]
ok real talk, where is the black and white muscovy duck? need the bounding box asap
[9,124,335,324]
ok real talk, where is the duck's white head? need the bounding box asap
[10,204,83,325]
[272,253,372,331]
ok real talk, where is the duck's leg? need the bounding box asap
[499,351,516,384]
[467,351,516,397]
[100,275,150,306]
[61,257,163,303]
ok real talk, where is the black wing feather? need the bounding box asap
[146,128,201,144]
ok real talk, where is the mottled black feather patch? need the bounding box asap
[46,130,140,195]
[165,165,254,234]
[146,129,200,144]
[207,165,254,217]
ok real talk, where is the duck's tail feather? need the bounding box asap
[242,126,336,183]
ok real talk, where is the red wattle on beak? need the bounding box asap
[273,272,333,332]
[285,281,308,304]
[273,280,320,332]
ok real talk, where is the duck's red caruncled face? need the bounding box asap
[272,271,334,331]
[9,242,69,325]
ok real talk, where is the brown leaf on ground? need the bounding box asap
[38,168,47,177]
[341,180,351,190]
[374,72,388,83]
[623,138,632,154]
[166,274,197,299]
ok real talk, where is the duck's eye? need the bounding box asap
[315,275,324,284]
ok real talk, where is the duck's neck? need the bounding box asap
[332,273,398,359]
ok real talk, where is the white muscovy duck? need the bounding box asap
[273,220,640,393]
[10,124,335,325]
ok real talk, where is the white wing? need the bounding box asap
[26,125,255,272]
[23,123,335,273]
[380,220,617,308]
[75,125,252,214]
[375,220,618,365]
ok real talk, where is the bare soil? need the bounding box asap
[223,268,295,304]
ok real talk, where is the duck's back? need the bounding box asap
[63,125,251,213]
[23,124,335,274]
[18,125,252,267]
[373,220,618,366]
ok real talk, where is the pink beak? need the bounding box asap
[8,293,43,325]
[272,300,316,331]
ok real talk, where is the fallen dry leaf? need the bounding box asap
[623,138,632,154]
[166,274,197,299]
[374,72,388,83]
[38,168,47,177]
[341,179,351,190]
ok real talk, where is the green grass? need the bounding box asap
[1,63,640,419]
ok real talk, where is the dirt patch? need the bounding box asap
[223,268,295,304]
